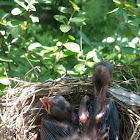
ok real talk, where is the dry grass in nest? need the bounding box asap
[0,76,140,140]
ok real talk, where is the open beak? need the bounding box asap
[40,97,52,114]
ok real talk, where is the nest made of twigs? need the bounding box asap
[0,76,140,140]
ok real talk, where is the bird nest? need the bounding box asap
[0,76,140,140]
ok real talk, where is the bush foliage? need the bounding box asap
[0,0,139,94]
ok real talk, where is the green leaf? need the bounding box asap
[7,34,13,43]
[125,4,131,7]
[0,57,13,62]
[11,20,22,26]
[54,15,66,24]
[0,1,14,6]
[80,32,90,45]
[14,0,27,9]
[70,17,86,23]
[69,1,79,10]
[0,67,3,73]
[123,11,128,22]
[63,42,80,53]
[120,47,140,56]
[11,38,23,45]
[60,24,71,33]
[91,42,107,46]
[28,3,36,11]
[0,30,5,36]
[58,6,71,14]
[67,70,79,76]
[0,38,2,44]
[28,42,42,50]
[44,51,55,59]
[68,35,75,40]
[86,62,94,68]
[8,49,23,56]
[120,47,133,55]
[107,8,119,14]
[0,76,10,85]
[0,21,7,26]
[102,37,115,43]
[0,9,4,18]
[105,52,118,60]
[113,0,122,4]
[64,50,75,56]
[86,50,97,60]
[30,15,39,23]
[0,91,6,97]
[11,8,22,15]
[74,63,85,72]
[137,0,140,7]
[29,57,41,62]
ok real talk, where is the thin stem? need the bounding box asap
[80,26,85,61]
[118,0,140,14]
[25,21,28,41]
[25,4,30,40]
[67,9,76,25]
[113,15,139,37]
[24,55,40,81]
[1,45,13,77]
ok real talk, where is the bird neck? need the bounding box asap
[91,120,100,140]
[96,83,108,114]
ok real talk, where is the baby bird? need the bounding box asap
[40,95,78,140]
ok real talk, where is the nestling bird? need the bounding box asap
[40,95,78,140]
[84,60,120,140]
[40,95,78,123]
[40,60,120,140]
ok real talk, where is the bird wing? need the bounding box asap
[41,117,71,140]
[97,98,120,140]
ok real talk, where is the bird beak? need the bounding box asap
[79,96,90,124]
[79,110,87,124]
[40,97,51,114]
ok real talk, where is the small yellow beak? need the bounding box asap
[40,97,53,114]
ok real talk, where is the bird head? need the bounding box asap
[92,59,113,94]
[40,95,73,120]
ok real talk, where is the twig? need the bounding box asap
[128,58,140,65]
[39,61,48,70]
[24,55,40,81]
[80,26,85,61]
[112,15,139,37]
[25,8,30,40]
[23,66,40,81]
[130,120,140,140]
[28,104,43,129]
[118,0,140,14]
[123,63,139,91]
